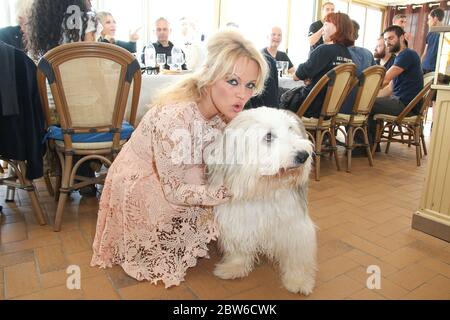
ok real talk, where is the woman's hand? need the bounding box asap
[129,27,142,42]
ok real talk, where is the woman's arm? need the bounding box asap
[153,115,231,207]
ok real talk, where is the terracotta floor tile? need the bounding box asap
[307,275,364,300]
[344,250,398,277]
[380,247,428,269]
[105,265,140,290]
[0,250,34,268]
[1,222,27,244]
[418,257,450,278]
[81,274,120,300]
[347,288,385,300]
[14,284,83,300]
[403,275,450,300]
[60,230,91,255]
[66,250,105,280]
[376,277,409,300]
[227,283,307,300]
[317,256,359,282]
[0,234,61,255]
[39,269,69,289]
[35,244,68,274]
[184,268,233,300]
[387,264,438,291]
[4,261,40,299]
[119,282,191,300]
[318,240,354,263]
[341,235,390,259]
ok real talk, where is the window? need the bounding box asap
[287,0,315,65]
[0,0,17,28]
[219,0,289,51]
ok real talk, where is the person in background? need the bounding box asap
[392,13,412,44]
[308,1,335,51]
[368,25,423,148]
[286,12,353,117]
[177,16,205,71]
[262,26,295,74]
[141,17,187,70]
[421,8,445,74]
[340,20,375,115]
[0,0,33,51]
[26,0,98,59]
[96,11,140,53]
[374,35,395,70]
[91,29,268,288]
[26,0,100,197]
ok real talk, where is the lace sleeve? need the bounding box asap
[152,109,231,207]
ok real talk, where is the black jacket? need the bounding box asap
[0,26,24,51]
[98,37,137,53]
[246,53,279,109]
[0,42,46,180]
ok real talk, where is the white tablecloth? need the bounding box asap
[279,76,303,89]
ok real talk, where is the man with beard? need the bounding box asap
[374,35,395,70]
[368,25,423,148]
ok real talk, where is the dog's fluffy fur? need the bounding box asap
[205,107,317,295]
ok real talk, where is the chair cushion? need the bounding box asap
[301,117,331,129]
[336,113,367,125]
[373,114,418,124]
[46,121,134,143]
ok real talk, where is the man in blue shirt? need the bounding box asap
[421,8,445,74]
[368,25,423,146]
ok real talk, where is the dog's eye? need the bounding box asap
[264,132,274,143]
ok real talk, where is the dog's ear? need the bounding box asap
[283,110,308,139]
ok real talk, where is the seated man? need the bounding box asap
[368,25,423,146]
[262,26,295,74]
[141,17,187,70]
[374,35,395,70]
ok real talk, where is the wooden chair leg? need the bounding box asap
[420,126,428,156]
[372,121,382,156]
[329,129,341,172]
[363,126,374,167]
[17,162,47,226]
[346,126,354,173]
[315,130,322,181]
[414,127,421,167]
[54,155,73,232]
[385,124,394,154]
[43,170,55,197]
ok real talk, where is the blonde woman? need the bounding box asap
[97,11,140,54]
[91,29,268,287]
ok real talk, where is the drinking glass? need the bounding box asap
[276,61,283,77]
[156,53,166,68]
[166,56,175,70]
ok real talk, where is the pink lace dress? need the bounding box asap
[90,102,229,288]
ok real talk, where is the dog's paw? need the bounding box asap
[213,262,250,280]
[282,274,315,296]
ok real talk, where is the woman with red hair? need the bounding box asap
[285,12,354,118]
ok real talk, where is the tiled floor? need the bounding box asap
[1,126,450,300]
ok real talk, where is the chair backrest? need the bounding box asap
[352,65,386,115]
[37,42,141,149]
[423,72,434,86]
[397,81,432,123]
[297,63,356,118]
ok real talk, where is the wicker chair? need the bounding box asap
[296,63,356,181]
[335,65,386,172]
[371,81,434,166]
[37,42,141,231]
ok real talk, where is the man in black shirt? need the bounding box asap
[141,17,187,70]
[262,26,295,74]
[308,2,335,51]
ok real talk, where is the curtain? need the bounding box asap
[384,1,449,56]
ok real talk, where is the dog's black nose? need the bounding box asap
[295,151,309,164]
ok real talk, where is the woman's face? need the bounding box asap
[322,21,336,43]
[101,15,116,37]
[209,57,259,120]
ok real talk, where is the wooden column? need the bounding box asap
[412,86,450,242]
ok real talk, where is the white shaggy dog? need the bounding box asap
[205,107,317,295]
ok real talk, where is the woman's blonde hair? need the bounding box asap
[153,29,268,106]
[96,11,113,37]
